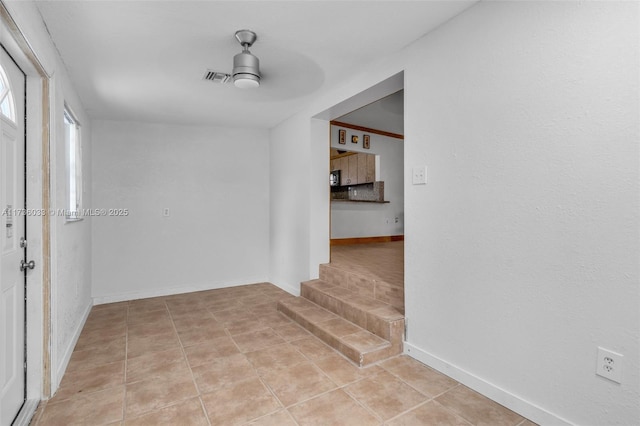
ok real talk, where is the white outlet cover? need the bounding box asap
[412,166,427,185]
[596,347,623,383]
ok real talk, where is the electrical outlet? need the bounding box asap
[596,347,623,383]
[412,166,426,185]
[163,208,170,217]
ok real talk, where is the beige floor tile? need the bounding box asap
[51,361,124,402]
[67,337,126,372]
[169,307,216,321]
[259,312,294,327]
[380,355,459,397]
[127,330,181,358]
[74,327,127,352]
[39,385,125,425]
[127,297,167,313]
[44,281,537,426]
[225,318,270,336]
[261,362,337,407]
[175,322,228,347]
[320,317,363,337]
[125,371,198,418]
[191,353,258,394]
[289,337,336,360]
[387,400,471,426]
[314,353,382,386]
[171,316,221,333]
[345,371,428,421]
[245,409,298,426]
[126,348,188,383]
[212,308,257,324]
[127,309,171,325]
[86,308,128,324]
[201,377,281,425]
[244,343,308,375]
[435,385,524,426]
[183,336,240,367]
[126,321,174,339]
[124,397,208,426]
[340,331,388,352]
[231,328,286,352]
[289,389,380,425]
[272,322,310,341]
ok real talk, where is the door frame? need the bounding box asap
[0,1,52,419]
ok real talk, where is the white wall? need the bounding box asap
[403,2,638,425]
[92,120,269,303]
[330,126,404,238]
[269,117,312,295]
[50,71,93,389]
[270,1,639,424]
[3,0,94,395]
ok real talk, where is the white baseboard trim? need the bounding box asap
[404,342,573,426]
[12,398,39,426]
[270,279,300,297]
[53,301,92,392]
[92,277,272,305]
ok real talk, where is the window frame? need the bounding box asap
[63,105,82,222]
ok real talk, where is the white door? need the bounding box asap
[0,46,27,426]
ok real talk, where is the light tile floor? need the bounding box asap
[32,283,536,425]
[330,242,404,289]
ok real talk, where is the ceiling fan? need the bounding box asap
[204,29,261,89]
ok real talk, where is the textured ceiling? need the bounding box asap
[34,1,476,128]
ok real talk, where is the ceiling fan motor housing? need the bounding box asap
[232,50,260,87]
[232,29,260,88]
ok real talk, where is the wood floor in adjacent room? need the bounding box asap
[31,282,536,425]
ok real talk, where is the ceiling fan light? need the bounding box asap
[233,74,260,88]
[232,50,260,89]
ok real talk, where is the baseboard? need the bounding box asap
[54,300,92,392]
[12,399,39,426]
[92,277,272,305]
[330,235,404,246]
[404,342,573,426]
[270,279,300,297]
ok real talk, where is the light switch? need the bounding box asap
[412,166,427,185]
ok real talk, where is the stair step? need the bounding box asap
[301,279,404,345]
[277,297,401,367]
[319,263,404,312]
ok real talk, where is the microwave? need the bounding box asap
[329,170,341,186]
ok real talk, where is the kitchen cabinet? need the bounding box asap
[332,152,376,186]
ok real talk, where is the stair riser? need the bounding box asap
[277,301,384,366]
[302,283,404,345]
[319,264,404,312]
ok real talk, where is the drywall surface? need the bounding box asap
[330,126,404,238]
[402,2,639,425]
[268,117,311,295]
[270,1,639,424]
[92,120,269,302]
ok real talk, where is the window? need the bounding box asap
[64,107,82,221]
[0,64,15,122]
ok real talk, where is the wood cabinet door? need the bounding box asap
[366,154,376,182]
[338,157,349,185]
[348,154,359,185]
[357,153,368,183]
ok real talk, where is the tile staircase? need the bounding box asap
[277,263,405,367]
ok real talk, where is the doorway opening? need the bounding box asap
[328,90,405,313]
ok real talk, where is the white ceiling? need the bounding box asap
[34,1,476,128]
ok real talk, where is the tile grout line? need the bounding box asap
[168,301,213,426]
